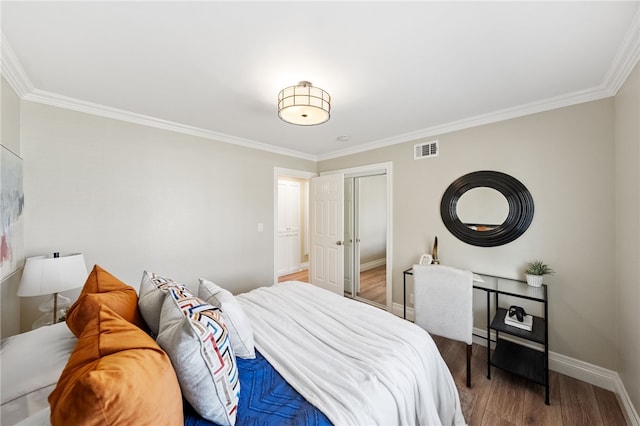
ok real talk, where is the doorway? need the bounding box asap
[344,171,387,307]
[273,168,315,285]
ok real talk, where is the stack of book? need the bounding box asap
[504,311,533,331]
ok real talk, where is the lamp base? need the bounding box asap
[31,308,68,330]
[38,294,71,313]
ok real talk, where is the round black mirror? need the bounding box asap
[440,171,534,247]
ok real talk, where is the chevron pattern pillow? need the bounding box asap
[157,284,240,426]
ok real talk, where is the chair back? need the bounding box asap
[413,264,473,344]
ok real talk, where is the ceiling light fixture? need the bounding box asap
[278,81,330,126]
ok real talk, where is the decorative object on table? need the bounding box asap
[524,260,553,287]
[419,253,433,265]
[431,236,440,264]
[505,305,533,331]
[18,252,88,328]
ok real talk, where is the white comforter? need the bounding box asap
[237,281,465,426]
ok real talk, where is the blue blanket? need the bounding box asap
[183,350,332,426]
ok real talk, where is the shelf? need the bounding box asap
[491,339,546,385]
[490,307,546,344]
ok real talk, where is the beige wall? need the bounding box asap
[1,76,22,338]
[18,101,315,331]
[319,99,618,370]
[614,62,640,414]
[3,65,639,416]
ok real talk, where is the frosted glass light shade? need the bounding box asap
[18,253,88,297]
[278,81,330,126]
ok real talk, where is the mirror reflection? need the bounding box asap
[440,170,534,247]
[457,187,509,231]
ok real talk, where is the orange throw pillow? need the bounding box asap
[66,264,147,336]
[49,305,183,426]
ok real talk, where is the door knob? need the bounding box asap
[336,241,343,246]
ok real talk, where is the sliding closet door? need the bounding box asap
[343,178,354,294]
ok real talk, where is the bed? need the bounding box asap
[1,265,465,426]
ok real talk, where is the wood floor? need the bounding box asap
[433,335,627,425]
[278,269,309,282]
[278,266,387,305]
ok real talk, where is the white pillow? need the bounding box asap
[157,285,240,426]
[198,279,255,359]
[138,270,176,336]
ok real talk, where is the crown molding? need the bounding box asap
[604,7,640,96]
[3,13,638,164]
[317,84,612,162]
[23,89,316,162]
[1,33,34,97]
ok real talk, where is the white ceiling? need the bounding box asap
[2,1,639,161]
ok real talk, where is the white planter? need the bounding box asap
[526,274,544,287]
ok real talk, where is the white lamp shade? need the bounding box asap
[18,253,88,297]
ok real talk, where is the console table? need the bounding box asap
[403,267,549,405]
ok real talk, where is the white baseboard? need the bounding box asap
[391,302,639,425]
[360,258,386,272]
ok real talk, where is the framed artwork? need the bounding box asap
[1,145,24,281]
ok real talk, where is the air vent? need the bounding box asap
[414,140,439,160]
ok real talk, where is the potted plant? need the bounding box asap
[524,260,553,287]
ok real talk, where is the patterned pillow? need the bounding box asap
[157,285,240,426]
[199,279,255,359]
[138,270,178,336]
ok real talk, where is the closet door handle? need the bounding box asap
[336,241,343,246]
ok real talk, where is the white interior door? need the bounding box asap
[277,180,302,276]
[309,173,344,295]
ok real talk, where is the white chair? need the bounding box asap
[413,264,474,387]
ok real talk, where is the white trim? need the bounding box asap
[360,258,386,272]
[604,8,640,96]
[1,34,34,97]
[616,375,640,426]
[392,303,639,425]
[316,86,612,161]
[23,88,317,161]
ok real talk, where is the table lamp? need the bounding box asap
[18,252,88,328]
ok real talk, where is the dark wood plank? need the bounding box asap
[593,385,627,426]
[481,410,519,426]
[467,343,493,426]
[483,369,526,424]
[521,370,563,425]
[558,373,605,426]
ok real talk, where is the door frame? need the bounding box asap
[321,162,393,312]
[273,167,317,285]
